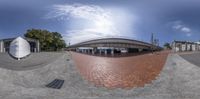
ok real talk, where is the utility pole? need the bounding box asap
[151,33,154,53]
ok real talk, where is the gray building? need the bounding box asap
[67,38,162,55]
[0,37,40,53]
[172,41,200,52]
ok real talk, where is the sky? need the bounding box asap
[0,0,200,45]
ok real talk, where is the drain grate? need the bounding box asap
[46,79,64,89]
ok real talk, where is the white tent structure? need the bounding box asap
[9,37,31,60]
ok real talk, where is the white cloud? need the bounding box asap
[181,27,191,33]
[172,24,182,30]
[47,4,123,44]
[63,29,116,44]
[172,20,192,36]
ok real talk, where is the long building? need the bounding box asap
[172,41,200,52]
[67,38,162,55]
[0,37,40,53]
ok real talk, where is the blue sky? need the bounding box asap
[0,0,200,45]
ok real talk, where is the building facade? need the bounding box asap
[0,37,40,53]
[172,41,200,52]
[67,38,162,55]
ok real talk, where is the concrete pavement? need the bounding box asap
[180,52,200,67]
[0,52,200,98]
[0,52,63,70]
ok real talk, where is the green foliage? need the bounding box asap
[24,29,66,51]
[163,43,171,49]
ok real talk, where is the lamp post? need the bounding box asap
[151,33,154,53]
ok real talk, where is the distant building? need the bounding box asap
[67,38,162,55]
[0,37,40,53]
[172,41,200,52]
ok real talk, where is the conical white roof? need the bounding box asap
[9,37,31,60]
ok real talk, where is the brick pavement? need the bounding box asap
[71,51,169,89]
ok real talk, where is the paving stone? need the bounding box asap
[71,51,169,88]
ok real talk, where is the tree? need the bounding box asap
[163,43,171,49]
[24,29,66,51]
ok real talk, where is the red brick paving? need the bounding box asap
[71,51,169,89]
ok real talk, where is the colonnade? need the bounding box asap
[76,47,131,55]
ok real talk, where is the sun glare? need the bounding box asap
[95,18,112,29]
[92,16,115,35]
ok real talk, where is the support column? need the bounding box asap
[111,48,114,56]
[81,49,84,53]
[1,41,4,53]
[0,41,3,53]
[104,49,107,55]
[36,40,40,52]
[92,49,94,54]
[99,49,102,55]
[34,48,37,52]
